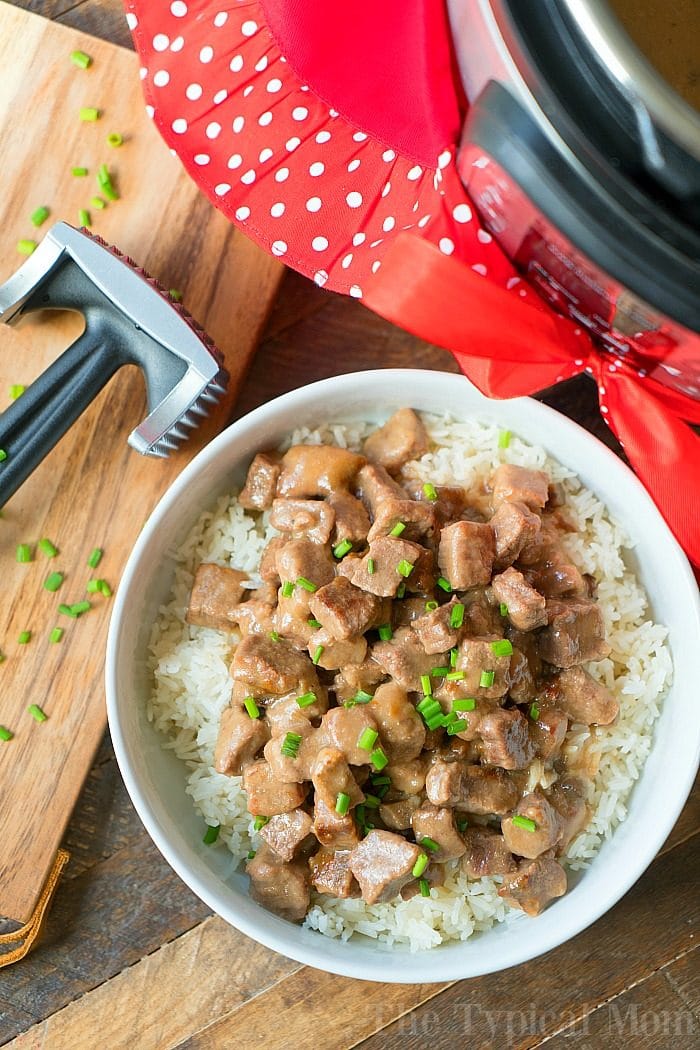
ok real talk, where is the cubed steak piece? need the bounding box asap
[311,747,365,811]
[548,779,590,851]
[186,563,249,630]
[339,536,431,598]
[332,658,388,703]
[321,705,380,766]
[307,627,367,670]
[277,445,365,498]
[369,681,425,762]
[479,707,536,770]
[501,791,563,858]
[264,727,327,784]
[505,646,539,704]
[372,626,436,691]
[404,481,469,528]
[438,520,495,589]
[259,537,285,584]
[272,590,318,649]
[499,857,567,916]
[538,599,611,667]
[491,464,549,512]
[492,567,547,632]
[411,803,466,861]
[490,500,541,568]
[246,844,310,921]
[269,498,335,545]
[462,826,517,877]
[354,462,405,515]
[214,705,270,776]
[386,757,427,795]
[313,797,361,849]
[327,490,371,545]
[521,540,588,599]
[231,634,317,696]
[362,407,429,473]
[378,795,422,831]
[239,452,281,510]
[529,707,568,764]
[455,636,512,699]
[348,829,422,904]
[367,497,436,544]
[425,761,519,815]
[309,576,381,641]
[309,848,359,898]
[555,666,619,724]
[242,760,309,816]
[260,809,314,861]
[275,538,335,595]
[463,588,503,636]
[411,597,463,655]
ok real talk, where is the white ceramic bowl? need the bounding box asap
[106,369,700,982]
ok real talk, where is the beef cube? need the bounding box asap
[490,500,541,568]
[307,627,367,670]
[456,636,512,699]
[393,596,432,627]
[348,829,422,904]
[433,692,498,743]
[309,848,359,898]
[411,597,463,655]
[355,462,405,515]
[275,538,335,594]
[555,666,619,724]
[538,599,611,667]
[313,797,361,849]
[386,757,427,795]
[378,795,422,831]
[369,681,425,762]
[462,826,517,877]
[506,647,539,704]
[259,537,285,584]
[499,857,567,915]
[372,626,435,691]
[239,452,281,511]
[426,761,519,815]
[367,497,436,544]
[277,444,365,499]
[463,588,503,636]
[479,707,536,770]
[502,791,563,858]
[491,464,549,512]
[404,481,469,528]
[327,490,371,545]
[411,803,466,861]
[363,408,429,473]
[230,634,317,696]
[242,760,309,815]
[338,536,430,598]
[269,498,335,545]
[266,692,327,736]
[311,747,365,811]
[214,705,270,776]
[186,563,248,630]
[548,779,590,851]
[529,708,568,764]
[438,520,494,590]
[264,727,327,784]
[260,809,314,861]
[246,843,310,921]
[322,705,379,766]
[309,576,381,641]
[332,658,388,703]
[230,599,275,638]
[273,589,318,649]
[492,567,546,632]
[523,543,588,599]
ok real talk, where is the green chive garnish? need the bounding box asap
[72,166,88,177]
[529,701,540,720]
[9,384,25,400]
[344,690,373,708]
[16,544,32,563]
[367,558,376,575]
[244,697,260,719]
[422,482,438,501]
[412,853,428,878]
[38,538,58,558]
[87,579,101,594]
[390,521,406,537]
[308,618,321,628]
[370,746,388,770]
[378,624,392,641]
[78,209,91,227]
[396,559,414,578]
[498,429,511,449]
[363,794,381,809]
[442,711,457,726]
[296,576,316,592]
[491,639,514,657]
[281,732,302,758]
[18,631,31,645]
[91,196,106,210]
[71,600,91,616]
[17,239,37,256]
[79,107,100,122]
[499,603,509,617]
[247,850,256,860]
[447,719,468,735]
[417,698,441,719]
[396,582,406,599]
[203,824,220,844]
[296,691,317,709]
[420,674,432,696]
[253,815,269,831]
[87,548,103,568]
[456,817,469,832]
[419,878,431,897]
[107,132,123,148]
[97,163,118,200]
[437,576,452,592]
[431,666,449,678]
[169,289,183,302]
[281,580,295,598]
[44,572,64,593]
[371,775,391,786]
[99,580,113,598]
[0,726,13,742]
[58,604,77,618]
[480,670,495,688]
[28,704,46,722]
[450,603,465,629]
[269,630,280,642]
[335,792,350,816]
[450,648,458,668]
[358,727,378,751]
[453,698,476,712]
[49,627,63,644]
[30,206,49,227]
[445,670,465,681]
[312,644,324,665]
[425,600,438,612]
[333,539,352,559]
[419,836,440,853]
[511,815,537,832]
[71,49,92,69]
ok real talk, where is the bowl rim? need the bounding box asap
[106,368,700,982]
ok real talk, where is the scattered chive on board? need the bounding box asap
[58,603,77,618]
[30,205,49,227]
[79,107,100,122]
[0,726,13,741]
[0,449,7,461]
[70,49,92,69]
[87,548,103,569]
[49,627,64,644]
[107,132,123,147]
[72,166,88,177]
[17,239,37,256]
[44,572,64,593]
[169,288,183,302]
[97,163,118,199]
[38,537,59,557]
[202,824,220,844]
[9,384,25,400]
[18,631,31,645]
[16,544,32,563]
[91,196,106,210]
[70,600,91,616]
[78,209,91,227]
[28,704,47,722]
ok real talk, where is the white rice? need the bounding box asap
[146,414,672,952]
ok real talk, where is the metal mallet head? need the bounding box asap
[0,222,228,505]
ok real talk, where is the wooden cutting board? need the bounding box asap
[0,3,283,924]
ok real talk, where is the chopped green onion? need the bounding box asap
[420,674,432,696]
[511,815,537,832]
[107,132,123,148]
[447,719,468,735]
[367,558,376,575]
[72,166,88,177]
[333,538,352,559]
[389,521,406,537]
[335,792,350,816]
[417,698,441,717]
[425,714,445,732]
[58,604,77,618]
[18,631,31,645]
[269,630,280,642]
[424,600,438,612]
[28,703,46,722]
[419,836,440,853]
[44,572,64,593]
[78,209,91,227]
[97,163,118,199]
[396,559,414,578]
[296,576,317,592]
[91,196,106,210]
[363,794,381,808]
[0,726,13,742]
[203,824,220,844]
[169,289,183,302]
[371,775,391,786]
[480,670,495,688]
[396,582,406,599]
[453,698,477,712]
[498,429,511,449]
[450,648,458,668]
[412,853,428,878]
[253,815,269,831]
[49,627,63,644]
[79,107,100,122]
[30,205,49,227]
[71,49,92,69]
[312,644,324,665]
[378,624,392,641]
[422,482,438,501]
[86,579,102,593]
[296,691,317,709]
[16,544,32,563]
[456,817,469,833]
[351,690,373,705]
[355,804,367,828]
[281,580,295,598]
[9,384,25,400]
[370,746,388,770]
[87,547,103,568]
[99,580,112,597]
[450,603,465,629]
[38,538,58,558]
[0,652,5,663]
[491,639,514,657]
[307,618,321,628]
[446,670,465,681]
[442,711,458,726]
[437,576,452,592]
[17,239,37,255]
[280,732,302,758]
[431,666,449,678]
[358,727,378,751]
[499,602,509,617]
[0,449,7,461]
[247,850,256,860]
[244,697,260,719]
[529,701,540,720]
[71,600,91,616]
[419,877,431,897]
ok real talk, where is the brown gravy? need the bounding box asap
[609,0,700,113]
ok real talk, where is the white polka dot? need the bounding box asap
[309,162,325,177]
[139,66,147,80]
[407,165,423,180]
[125,13,138,30]
[153,34,169,51]
[472,263,487,275]
[169,148,177,156]
[241,169,256,184]
[600,405,609,414]
[519,289,527,297]
[352,233,365,246]
[312,236,329,251]
[316,130,331,143]
[232,116,245,133]
[346,191,362,208]
[292,106,308,121]
[186,82,203,100]
[433,172,442,191]
[236,206,250,221]
[255,56,268,72]
[329,108,339,117]
[370,239,383,248]
[286,137,301,151]
[477,229,492,244]
[270,202,285,217]
[227,153,242,169]
[372,260,382,274]
[306,196,322,212]
[382,149,396,162]
[349,285,363,298]
[213,89,228,104]
[275,167,289,182]
[241,19,258,36]
[300,84,309,91]
[214,182,230,196]
[153,69,170,87]
[381,182,391,198]
[417,214,431,228]
[271,240,287,256]
[199,45,214,63]
[353,131,368,142]
[438,149,451,169]
[347,159,361,172]
[506,276,521,289]
[170,36,184,52]
[230,55,243,72]
[206,121,221,139]
[171,117,187,133]
[314,270,329,287]
[214,11,228,27]
[341,253,353,269]
[170,1,187,16]
[382,216,396,233]
[439,237,455,255]
[259,147,273,163]
[194,153,210,165]
[267,77,282,93]
[453,203,472,224]
[258,111,273,126]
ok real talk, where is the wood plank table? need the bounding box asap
[3,3,699,1047]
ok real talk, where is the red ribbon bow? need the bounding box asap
[364,234,700,570]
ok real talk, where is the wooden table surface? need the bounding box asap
[3,3,698,1048]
